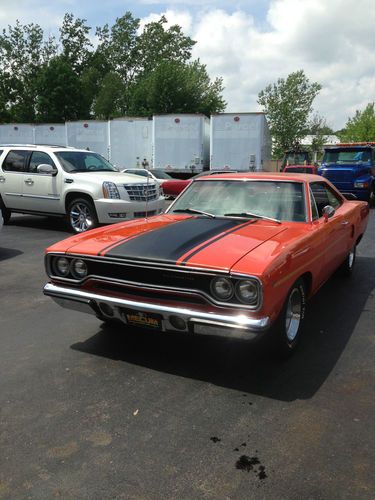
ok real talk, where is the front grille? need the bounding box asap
[124,183,158,201]
[321,169,353,183]
[134,210,156,218]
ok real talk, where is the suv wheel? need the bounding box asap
[68,198,98,233]
[1,207,11,224]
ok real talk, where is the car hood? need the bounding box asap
[68,171,152,184]
[49,215,287,272]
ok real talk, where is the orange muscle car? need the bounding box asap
[43,173,369,356]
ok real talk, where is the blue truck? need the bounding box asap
[318,143,375,203]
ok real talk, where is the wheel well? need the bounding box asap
[65,192,94,212]
[300,272,313,298]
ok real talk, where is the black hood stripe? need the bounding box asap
[180,219,256,265]
[105,217,243,263]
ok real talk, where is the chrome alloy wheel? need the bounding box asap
[70,202,94,233]
[285,287,302,342]
[348,247,355,270]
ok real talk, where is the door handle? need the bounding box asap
[341,221,349,225]
[0,176,5,183]
[24,178,34,185]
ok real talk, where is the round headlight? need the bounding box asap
[210,277,234,301]
[71,259,88,279]
[54,257,70,277]
[236,280,258,304]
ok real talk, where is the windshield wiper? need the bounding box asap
[172,208,216,218]
[224,212,281,224]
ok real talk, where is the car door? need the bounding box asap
[22,151,62,213]
[310,181,351,276]
[0,150,30,210]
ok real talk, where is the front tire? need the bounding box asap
[271,278,306,358]
[67,198,98,233]
[340,245,356,276]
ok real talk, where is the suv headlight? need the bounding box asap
[235,279,260,305]
[103,181,120,199]
[210,277,234,300]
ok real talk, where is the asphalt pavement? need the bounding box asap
[0,211,374,499]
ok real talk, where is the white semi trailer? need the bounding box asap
[109,117,152,170]
[152,114,209,174]
[210,113,272,171]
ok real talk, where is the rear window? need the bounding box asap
[2,150,30,172]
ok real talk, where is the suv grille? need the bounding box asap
[124,183,158,201]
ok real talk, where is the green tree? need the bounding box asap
[36,56,85,122]
[94,72,126,119]
[128,59,226,117]
[59,13,92,74]
[258,70,322,158]
[339,103,375,142]
[0,20,57,122]
[307,113,333,160]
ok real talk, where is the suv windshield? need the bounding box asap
[169,180,306,222]
[323,149,372,165]
[55,151,118,173]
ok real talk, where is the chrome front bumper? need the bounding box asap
[43,283,270,340]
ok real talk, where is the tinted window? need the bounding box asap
[310,182,341,217]
[29,151,56,173]
[55,151,117,173]
[2,150,29,172]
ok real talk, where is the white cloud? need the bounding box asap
[142,0,375,129]
[1,0,374,129]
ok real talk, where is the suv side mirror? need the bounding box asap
[322,205,335,221]
[37,164,58,176]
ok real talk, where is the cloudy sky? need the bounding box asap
[1,0,374,130]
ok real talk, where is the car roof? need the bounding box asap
[0,144,92,153]
[194,172,322,182]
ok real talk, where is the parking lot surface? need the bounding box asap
[1,212,375,499]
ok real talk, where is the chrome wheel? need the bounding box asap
[285,287,302,342]
[348,247,355,270]
[69,202,94,233]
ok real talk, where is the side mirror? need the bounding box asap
[322,205,335,221]
[37,164,58,176]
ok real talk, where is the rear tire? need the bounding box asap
[1,207,11,224]
[67,197,98,233]
[270,278,306,358]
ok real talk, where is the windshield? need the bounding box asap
[55,151,118,173]
[283,152,310,167]
[323,149,372,165]
[150,170,172,179]
[284,167,313,173]
[169,180,306,222]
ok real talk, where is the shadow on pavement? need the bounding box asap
[71,256,374,402]
[0,247,23,261]
[7,214,70,233]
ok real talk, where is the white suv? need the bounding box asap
[0,145,166,232]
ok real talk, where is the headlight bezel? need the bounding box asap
[235,279,260,305]
[49,255,89,282]
[210,276,235,301]
[210,274,262,309]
